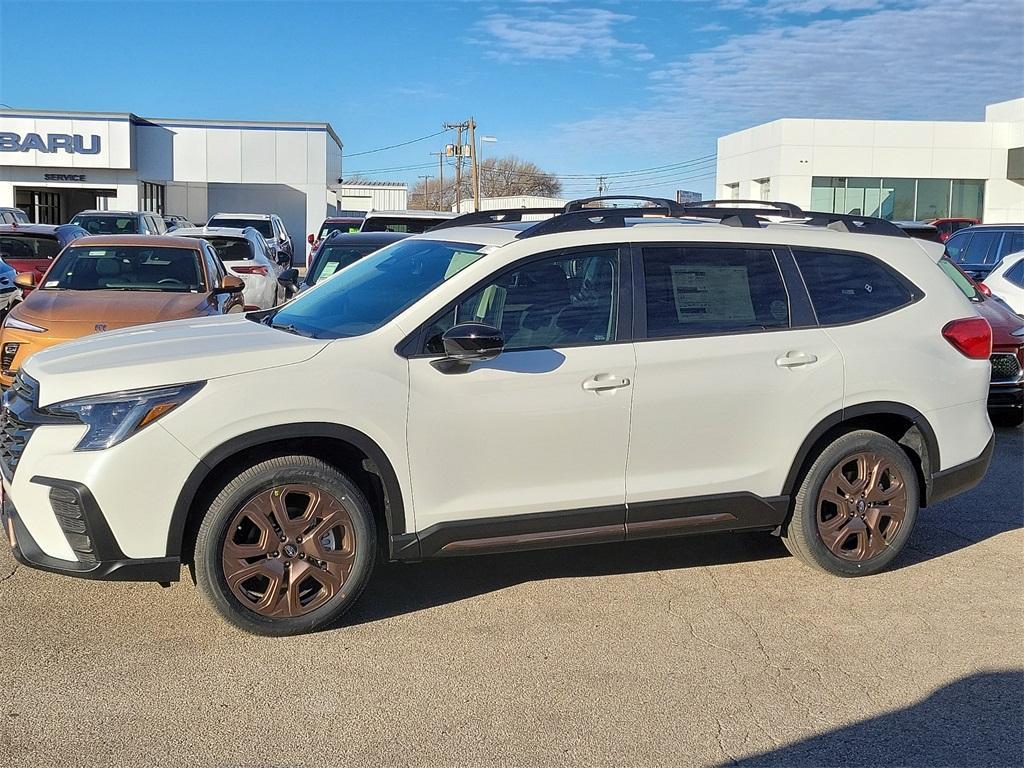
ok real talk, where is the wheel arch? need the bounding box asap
[166,423,407,564]
[782,402,940,510]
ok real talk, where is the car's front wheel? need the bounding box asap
[782,430,919,576]
[195,455,376,636]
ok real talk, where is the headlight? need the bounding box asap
[3,316,47,333]
[45,382,205,451]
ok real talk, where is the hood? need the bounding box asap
[17,290,216,330]
[24,314,328,407]
[975,296,1024,347]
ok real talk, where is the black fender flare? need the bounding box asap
[781,401,940,502]
[165,422,407,558]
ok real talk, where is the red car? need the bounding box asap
[0,223,89,283]
[925,217,979,243]
[939,257,1023,426]
[306,215,364,267]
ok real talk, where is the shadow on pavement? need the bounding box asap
[720,670,1024,767]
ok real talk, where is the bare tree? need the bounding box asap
[409,155,563,210]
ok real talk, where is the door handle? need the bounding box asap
[775,351,819,368]
[582,374,631,391]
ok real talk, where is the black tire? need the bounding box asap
[195,455,376,636]
[990,408,1023,428]
[782,430,919,577]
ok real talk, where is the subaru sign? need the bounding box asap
[0,132,101,154]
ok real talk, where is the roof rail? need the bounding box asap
[685,199,805,218]
[428,207,564,232]
[516,207,675,239]
[800,212,909,238]
[565,195,685,216]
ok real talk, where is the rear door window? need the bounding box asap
[999,231,1024,259]
[960,231,1003,265]
[794,250,916,324]
[640,246,789,338]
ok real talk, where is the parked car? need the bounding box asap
[299,231,409,292]
[893,221,942,242]
[1,198,994,636]
[944,224,1024,280]
[207,213,294,268]
[935,256,1023,426]
[359,209,455,233]
[0,235,244,386]
[70,210,168,236]
[306,215,365,267]
[924,217,978,243]
[0,207,30,225]
[0,223,89,283]
[163,214,194,231]
[176,226,294,310]
[0,260,19,317]
[981,250,1024,316]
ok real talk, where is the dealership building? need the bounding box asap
[716,97,1024,223]
[0,109,343,241]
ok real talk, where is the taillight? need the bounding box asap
[976,282,992,297]
[233,265,268,276]
[942,317,992,360]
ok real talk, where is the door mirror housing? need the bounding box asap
[215,275,245,293]
[276,252,291,266]
[278,268,299,287]
[441,323,504,363]
[14,272,36,289]
[307,233,315,245]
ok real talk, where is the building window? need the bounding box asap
[14,189,61,224]
[140,181,165,215]
[755,178,771,201]
[811,177,985,221]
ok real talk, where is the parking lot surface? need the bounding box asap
[1,427,1021,768]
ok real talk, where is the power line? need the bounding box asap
[344,129,447,158]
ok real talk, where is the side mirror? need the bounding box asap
[276,252,291,266]
[15,272,36,289]
[307,233,315,245]
[278,268,299,287]
[215,275,245,293]
[441,323,504,363]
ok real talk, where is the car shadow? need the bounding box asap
[343,530,788,627]
[719,670,1024,767]
[339,426,1021,628]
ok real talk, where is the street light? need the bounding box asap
[479,135,498,166]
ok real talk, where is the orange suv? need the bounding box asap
[0,235,244,386]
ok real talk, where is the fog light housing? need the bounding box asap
[1,342,20,373]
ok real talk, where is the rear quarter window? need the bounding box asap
[794,249,917,325]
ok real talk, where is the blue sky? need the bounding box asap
[1,0,1021,199]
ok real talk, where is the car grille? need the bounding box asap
[0,372,39,477]
[49,486,97,563]
[991,353,1023,384]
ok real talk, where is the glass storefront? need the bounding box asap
[810,177,985,220]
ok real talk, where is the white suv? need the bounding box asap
[0,198,995,635]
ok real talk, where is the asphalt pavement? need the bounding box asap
[1,427,1021,767]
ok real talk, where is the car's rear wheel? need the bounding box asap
[782,430,919,576]
[195,455,376,636]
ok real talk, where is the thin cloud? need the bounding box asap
[471,7,650,62]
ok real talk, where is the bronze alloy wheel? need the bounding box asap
[816,451,908,562]
[221,484,357,618]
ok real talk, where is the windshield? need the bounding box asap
[319,221,362,239]
[0,234,61,260]
[72,215,139,235]
[210,218,273,237]
[360,216,447,234]
[307,244,377,285]
[203,237,255,261]
[268,238,485,338]
[44,246,205,292]
[937,256,980,301]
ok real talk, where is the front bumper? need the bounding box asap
[2,485,179,581]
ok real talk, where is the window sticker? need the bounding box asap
[669,265,756,323]
[45,280,60,288]
[320,262,339,279]
[444,250,484,279]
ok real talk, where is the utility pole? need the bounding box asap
[597,175,608,196]
[468,116,480,212]
[444,120,471,212]
[430,151,445,210]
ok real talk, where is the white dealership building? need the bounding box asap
[716,97,1024,223]
[0,109,343,241]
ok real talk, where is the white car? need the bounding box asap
[1,198,995,636]
[982,250,1024,316]
[175,226,288,310]
[0,259,19,316]
[207,213,294,268]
